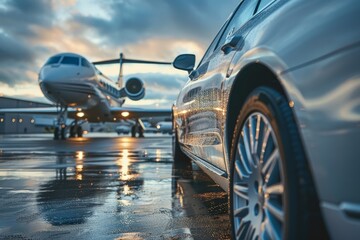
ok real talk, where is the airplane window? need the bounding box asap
[81,58,91,68]
[45,56,61,65]
[61,56,80,66]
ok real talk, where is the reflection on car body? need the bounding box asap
[172,0,360,239]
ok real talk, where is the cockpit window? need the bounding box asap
[45,56,61,65]
[61,56,80,66]
[81,58,91,68]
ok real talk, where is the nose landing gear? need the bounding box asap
[54,106,68,140]
[54,106,85,140]
[69,120,84,138]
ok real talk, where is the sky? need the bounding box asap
[0,0,239,108]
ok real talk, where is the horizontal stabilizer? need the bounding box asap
[93,58,172,65]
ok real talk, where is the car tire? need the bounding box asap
[229,87,327,240]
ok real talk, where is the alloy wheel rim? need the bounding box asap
[232,112,285,240]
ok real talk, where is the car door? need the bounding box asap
[176,0,259,172]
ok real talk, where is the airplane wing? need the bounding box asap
[0,106,171,121]
[0,107,74,115]
[109,107,171,119]
[93,58,172,65]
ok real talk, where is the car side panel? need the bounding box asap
[283,45,360,204]
[177,0,360,218]
[174,0,262,172]
[174,66,227,171]
[220,1,360,235]
[285,45,360,238]
[174,0,360,237]
[224,0,360,203]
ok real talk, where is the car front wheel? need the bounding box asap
[229,87,327,240]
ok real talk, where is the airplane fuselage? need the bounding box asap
[1,52,171,139]
[39,53,127,121]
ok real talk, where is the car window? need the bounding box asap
[197,20,229,67]
[256,0,275,13]
[217,0,259,49]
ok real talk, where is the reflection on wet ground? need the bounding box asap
[0,134,230,240]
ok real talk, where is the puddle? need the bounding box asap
[0,135,230,239]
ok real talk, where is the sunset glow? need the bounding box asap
[0,0,238,107]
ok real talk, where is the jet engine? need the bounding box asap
[124,77,145,101]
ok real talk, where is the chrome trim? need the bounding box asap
[181,145,227,178]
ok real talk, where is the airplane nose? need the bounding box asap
[38,66,70,100]
[38,65,72,105]
[39,66,62,84]
[39,64,90,84]
[39,74,59,96]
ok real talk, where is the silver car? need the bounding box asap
[172,0,360,239]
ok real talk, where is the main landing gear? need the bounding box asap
[131,119,144,138]
[69,120,83,138]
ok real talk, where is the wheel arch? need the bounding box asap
[225,62,329,238]
[225,62,289,163]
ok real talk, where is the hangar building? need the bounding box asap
[0,96,54,134]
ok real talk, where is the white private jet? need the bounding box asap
[0,52,173,139]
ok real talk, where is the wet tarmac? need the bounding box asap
[0,133,230,240]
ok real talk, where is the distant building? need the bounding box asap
[0,96,171,135]
[0,96,54,134]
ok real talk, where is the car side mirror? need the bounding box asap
[173,54,196,73]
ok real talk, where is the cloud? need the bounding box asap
[0,0,55,86]
[0,33,34,63]
[0,0,54,37]
[126,72,187,91]
[0,82,45,100]
[74,0,238,47]
[0,33,38,86]
[0,0,239,105]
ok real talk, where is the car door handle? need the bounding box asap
[221,35,243,54]
[189,61,209,81]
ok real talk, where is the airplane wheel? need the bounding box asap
[139,127,144,138]
[69,126,76,138]
[60,127,66,140]
[54,127,59,140]
[77,126,83,137]
[131,125,136,138]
